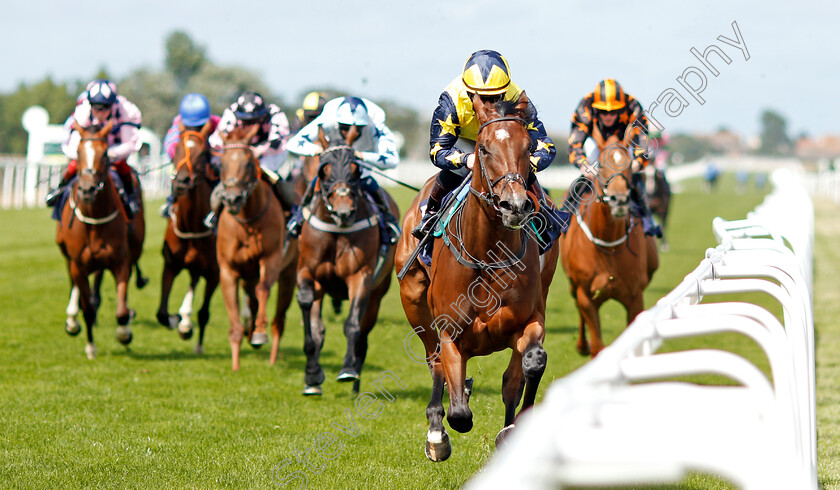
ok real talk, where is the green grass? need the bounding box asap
[0,172,817,489]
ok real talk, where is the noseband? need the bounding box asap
[470,117,529,211]
[596,172,632,206]
[317,146,361,216]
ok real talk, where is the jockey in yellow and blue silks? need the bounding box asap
[565,79,661,237]
[412,49,557,239]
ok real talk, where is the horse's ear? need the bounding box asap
[199,120,213,139]
[244,123,260,143]
[72,121,83,135]
[317,125,329,150]
[97,120,114,139]
[344,125,360,146]
[471,92,488,122]
[178,121,186,133]
[515,91,530,116]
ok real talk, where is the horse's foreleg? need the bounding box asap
[220,265,243,371]
[441,342,472,434]
[196,270,219,356]
[91,270,104,314]
[518,321,547,411]
[176,275,198,339]
[112,262,133,346]
[576,286,604,357]
[338,274,373,384]
[251,260,281,348]
[69,262,96,359]
[625,293,645,326]
[157,258,180,329]
[270,264,296,365]
[298,269,325,393]
[500,350,525,429]
[425,361,450,462]
[65,285,82,336]
[351,289,385,393]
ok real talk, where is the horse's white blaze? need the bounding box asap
[186,140,196,149]
[83,140,96,170]
[495,129,510,141]
[427,430,444,443]
[66,286,80,317]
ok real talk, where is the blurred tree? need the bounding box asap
[0,77,77,154]
[758,109,791,156]
[667,133,716,163]
[165,31,207,90]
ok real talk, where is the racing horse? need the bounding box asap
[216,124,298,371]
[55,122,147,359]
[645,164,672,252]
[560,133,659,358]
[156,121,219,354]
[396,93,560,461]
[295,143,399,395]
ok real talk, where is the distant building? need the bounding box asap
[695,129,744,155]
[795,135,840,160]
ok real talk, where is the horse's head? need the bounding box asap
[472,92,536,229]
[219,124,261,214]
[171,120,213,196]
[596,135,633,218]
[317,146,362,227]
[74,121,114,203]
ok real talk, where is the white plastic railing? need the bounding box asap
[467,167,816,489]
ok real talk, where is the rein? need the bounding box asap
[470,117,530,212]
[173,130,207,186]
[441,199,529,270]
[170,212,213,239]
[68,189,119,225]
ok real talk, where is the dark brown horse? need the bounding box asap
[645,164,672,252]
[296,145,398,395]
[560,133,659,358]
[56,122,147,359]
[396,93,559,461]
[216,125,298,371]
[157,121,219,354]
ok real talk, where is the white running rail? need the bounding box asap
[467,167,816,489]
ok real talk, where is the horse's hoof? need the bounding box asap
[302,385,323,396]
[336,368,360,382]
[116,326,133,345]
[425,430,451,462]
[85,343,97,360]
[178,326,193,341]
[576,343,590,357]
[250,332,268,348]
[194,343,204,355]
[65,319,81,336]
[495,424,515,448]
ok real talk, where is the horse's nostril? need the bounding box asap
[499,201,513,212]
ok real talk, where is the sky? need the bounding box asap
[1,0,834,138]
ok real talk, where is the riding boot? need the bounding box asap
[203,184,224,228]
[630,172,662,238]
[45,174,73,207]
[411,178,448,240]
[527,176,570,246]
[159,193,176,218]
[370,187,400,245]
[117,172,136,220]
[561,175,596,215]
[273,179,298,220]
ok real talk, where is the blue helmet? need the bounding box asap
[335,97,370,126]
[179,93,211,127]
[86,79,118,105]
[232,91,268,121]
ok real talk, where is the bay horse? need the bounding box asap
[396,93,560,461]
[645,164,672,252]
[157,121,219,354]
[216,124,298,371]
[56,122,147,359]
[560,133,659,358]
[296,145,399,395]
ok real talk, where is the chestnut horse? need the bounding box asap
[216,125,298,371]
[296,145,398,395]
[396,93,559,461]
[645,164,672,252]
[56,122,146,359]
[157,121,219,354]
[560,133,659,357]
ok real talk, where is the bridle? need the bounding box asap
[77,136,110,198]
[221,143,260,204]
[316,146,362,217]
[596,172,632,207]
[172,130,208,191]
[470,116,530,213]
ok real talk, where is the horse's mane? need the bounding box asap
[493,96,536,123]
[319,146,357,183]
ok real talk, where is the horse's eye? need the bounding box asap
[479,145,488,155]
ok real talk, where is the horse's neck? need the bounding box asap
[243,181,271,216]
[177,180,211,223]
[458,187,526,262]
[77,178,119,218]
[586,192,629,240]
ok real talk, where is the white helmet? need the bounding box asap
[335,97,370,126]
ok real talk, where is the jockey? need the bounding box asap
[158,93,222,218]
[411,49,556,239]
[285,95,401,244]
[46,79,142,218]
[203,90,293,227]
[291,91,328,132]
[565,79,661,237]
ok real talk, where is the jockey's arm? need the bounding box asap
[568,99,593,169]
[62,121,81,161]
[286,122,324,157]
[429,94,469,170]
[524,103,555,172]
[355,122,399,170]
[162,117,181,160]
[106,122,142,161]
[252,108,290,159]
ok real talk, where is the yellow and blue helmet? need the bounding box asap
[461,50,511,95]
[591,79,627,111]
